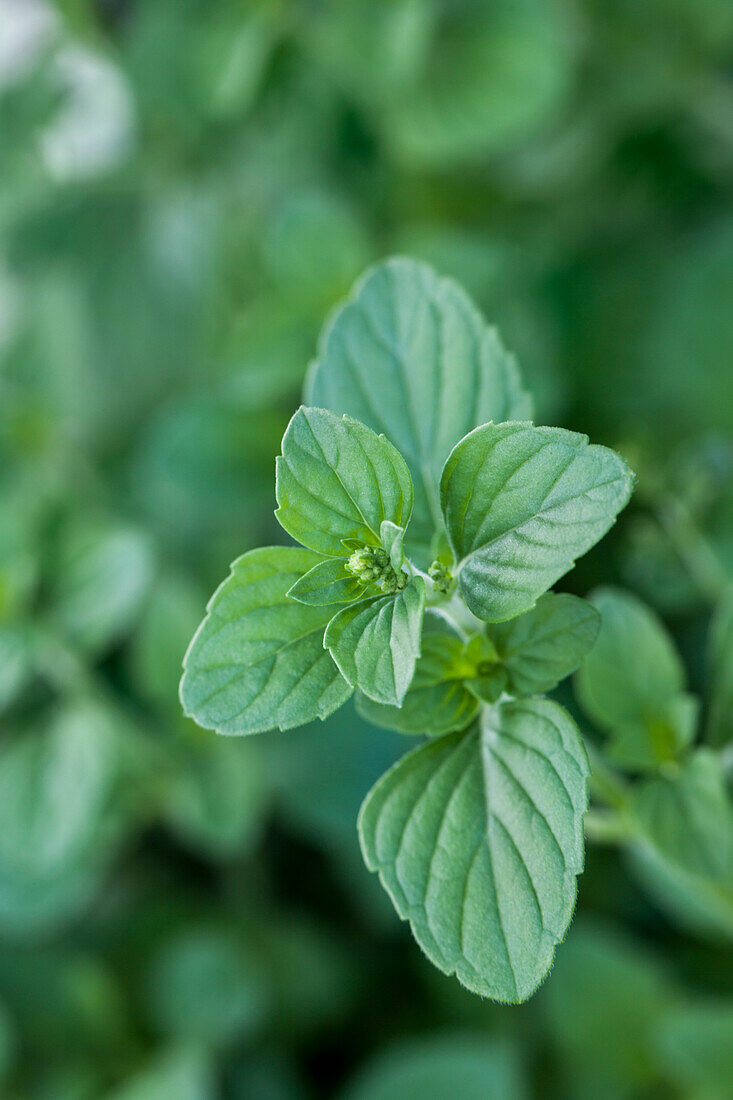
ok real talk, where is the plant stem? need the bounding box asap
[584,810,635,844]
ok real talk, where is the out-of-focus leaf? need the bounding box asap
[628,842,733,944]
[340,1033,527,1100]
[104,1048,215,1100]
[143,925,269,1046]
[632,750,733,880]
[576,588,695,768]
[0,624,34,713]
[49,517,155,655]
[707,586,733,747]
[127,573,206,711]
[540,921,674,1092]
[385,1,577,167]
[654,1001,733,1096]
[163,728,270,861]
[0,701,121,879]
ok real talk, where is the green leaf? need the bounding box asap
[275,406,413,558]
[50,518,155,654]
[180,547,352,735]
[359,698,589,1002]
[486,593,600,697]
[105,1049,215,1100]
[654,1002,733,1092]
[379,520,405,571]
[356,614,479,737]
[306,257,531,564]
[543,921,674,1091]
[164,733,270,860]
[441,422,634,622]
[0,702,120,879]
[143,926,269,1046]
[324,577,426,706]
[575,588,688,753]
[707,586,733,747]
[632,750,733,881]
[287,557,366,607]
[340,1034,527,1100]
[464,666,508,705]
[607,693,698,771]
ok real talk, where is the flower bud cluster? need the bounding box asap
[428,559,453,594]
[345,546,408,595]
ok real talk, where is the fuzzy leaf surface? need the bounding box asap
[276,406,413,557]
[575,588,685,731]
[307,257,531,563]
[180,547,351,735]
[324,576,425,706]
[486,593,600,697]
[359,698,588,1002]
[440,422,633,621]
[356,614,479,737]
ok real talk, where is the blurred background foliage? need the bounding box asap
[0,0,732,1096]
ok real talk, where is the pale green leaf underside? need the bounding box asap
[276,406,413,558]
[575,587,684,733]
[356,614,479,737]
[324,576,426,706]
[306,257,531,564]
[441,422,634,621]
[359,698,589,1002]
[180,547,351,735]
[487,592,600,697]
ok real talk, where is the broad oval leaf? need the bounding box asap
[356,613,479,737]
[441,422,634,621]
[575,587,685,732]
[486,593,600,697]
[324,577,426,706]
[180,547,352,735]
[307,258,531,563]
[359,698,589,1003]
[276,406,413,558]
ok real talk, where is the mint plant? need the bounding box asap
[181,257,635,1002]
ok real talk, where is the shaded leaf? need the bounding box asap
[356,613,479,736]
[486,593,600,697]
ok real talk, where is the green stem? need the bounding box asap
[585,741,630,813]
[584,810,635,844]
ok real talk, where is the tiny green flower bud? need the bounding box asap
[428,559,452,594]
